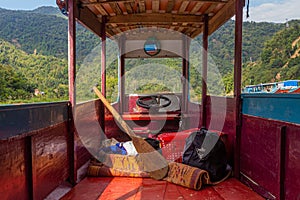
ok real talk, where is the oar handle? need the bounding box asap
[93,86,136,138]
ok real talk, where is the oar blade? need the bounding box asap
[132,136,169,180]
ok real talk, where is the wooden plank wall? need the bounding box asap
[241,94,300,199]
[0,102,70,200]
[241,115,300,199]
[0,138,28,200]
[32,123,69,200]
[74,100,104,169]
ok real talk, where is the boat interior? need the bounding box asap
[1,0,300,199]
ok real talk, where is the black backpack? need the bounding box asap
[182,128,228,182]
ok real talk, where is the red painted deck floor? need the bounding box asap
[61,177,264,200]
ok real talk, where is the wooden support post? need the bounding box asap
[100,16,107,133]
[277,126,287,200]
[233,0,243,179]
[68,0,76,185]
[101,16,107,97]
[201,14,208,128]
[24,136,33,200]
[182,35,190,113]
[119,35,126,113]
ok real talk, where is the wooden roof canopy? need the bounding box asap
[73,0,237,39]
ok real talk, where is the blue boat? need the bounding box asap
[243,80,300,93]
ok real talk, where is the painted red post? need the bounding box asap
[234,0,243,179]
[100,16,107,133]
[277,126,287,200]
[201,14,209,128]
[182,35,189,113]
[119,35,126,113]
[101,16,107,97]
[24,136,34,199]
[67,0,76,185]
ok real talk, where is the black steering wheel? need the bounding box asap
[136,95,171,109]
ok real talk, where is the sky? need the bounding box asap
[245,0,300,22]
[0,0,56,10]
[0,0,299,23]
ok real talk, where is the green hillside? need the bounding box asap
[0,39,68,103]
[208,20,283,75]
[243,21,300,86]
[0,63,35,101]
[0,7,99,62]
[0,6,299,103]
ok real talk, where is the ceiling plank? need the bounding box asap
[178,1,190,14]
[109,2,123,15]
[166,0,174,13]
[87,0,109,15]
[124,2,134,14]
[204,3,217,15]
[152,0,160,13]
[139,0,146,13]
[117,2,128,14]
[190,2,204,14]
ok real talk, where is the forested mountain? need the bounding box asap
[243,20,300,86]
[0,39,68,102]
[208,20,284,75]
[0,7,99,62]
[30,6,62,16]
[0,6,299,103]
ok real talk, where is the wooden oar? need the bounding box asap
[93,86,169,180]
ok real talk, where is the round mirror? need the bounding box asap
[144,37,161,56]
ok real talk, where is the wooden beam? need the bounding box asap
[204,3,217,14]
[188,0,228,2]
[82,0,228,6]
[110,22,201,29]
[81,0,134,7]
[106,13,204,24]
[208,0,235,35]
[75,6,102,37]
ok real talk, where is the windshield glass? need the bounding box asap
[125,58,182,95]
